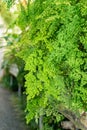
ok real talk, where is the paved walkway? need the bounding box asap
[0,85,27,130]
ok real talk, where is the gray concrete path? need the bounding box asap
[0,85,27,130]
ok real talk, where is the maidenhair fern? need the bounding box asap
[16,0,87,124]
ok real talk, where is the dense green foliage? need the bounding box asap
[17,0,87,122]
[1,0,87,129]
